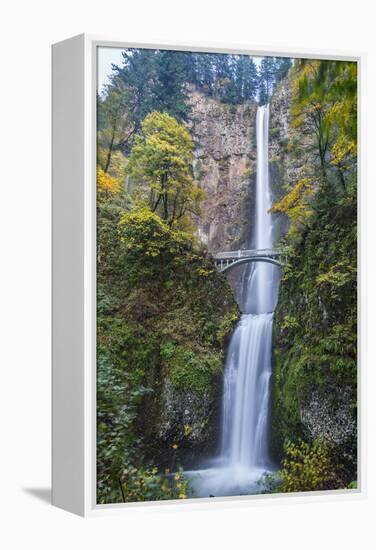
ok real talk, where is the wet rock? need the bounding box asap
[158,377,220,452]
[300,386,357,446]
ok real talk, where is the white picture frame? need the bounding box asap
[52,34,366,517]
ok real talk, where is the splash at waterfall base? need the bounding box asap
[185,462,272,498]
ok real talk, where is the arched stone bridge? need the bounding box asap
[213,248,286,273]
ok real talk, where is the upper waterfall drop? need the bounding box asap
[244,104,280,315]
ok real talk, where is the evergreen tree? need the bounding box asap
[152,50,190,121]
[214,54,233,81]
[259,56,276,101]
[235,56,258,101]
[194,53,215,95]
[112,49,156,151]
[258,79,269,105]
[274,57,293,83]
[257,56,292,104]
[97,76,131,171]
[212,54,238,103]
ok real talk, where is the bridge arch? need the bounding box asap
[213,249,285,274]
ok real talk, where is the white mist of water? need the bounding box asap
[187,105,280,497]
[220,312,273,469]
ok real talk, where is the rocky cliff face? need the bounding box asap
[188,90,257,253]
[300,386,356,446]
[156,376,222,467]
[268,76,315,240]
[269,76,316,196]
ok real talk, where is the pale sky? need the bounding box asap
[97,47,126,94]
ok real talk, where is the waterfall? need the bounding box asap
[220,313,273,469]
[220,104,279,471]
[187,105,280,496]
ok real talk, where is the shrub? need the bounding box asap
[278,439,342,493]
[270,127,280,138]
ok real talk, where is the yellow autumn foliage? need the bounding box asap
[269,178,314,239]
[290,61,322,129]
[269,178,313,214]
[330,134,357,167]
[291,60,357,169]
[97,167,121,196]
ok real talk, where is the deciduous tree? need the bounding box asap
[127,112,204,227]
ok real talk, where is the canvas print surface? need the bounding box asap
[96,47,357,504]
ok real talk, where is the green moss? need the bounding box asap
[163,344,223,393]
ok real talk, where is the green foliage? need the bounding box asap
[161,343,223,393]
[280,315,299,331]
[258,57,276,104]
[151,50,192,121]
[316,259,356,296]
[102,49,259,148]
[96,49,358,502]
[269,177,314,239]
[216,309,241,347]
[234,55,259,102]
[97,77,131,172]
[272,183,357,457]
[97,353,156,503]
[113,48,191,131]
[274,57,293,82]
[291,59,357,173]
[192,52,259,103]
[116,466,190,503]
[119,207,184,258]
[270,127,280,138]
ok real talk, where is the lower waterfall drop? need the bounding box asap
[220,312,273,471]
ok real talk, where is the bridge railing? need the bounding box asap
[214,248,283,260]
